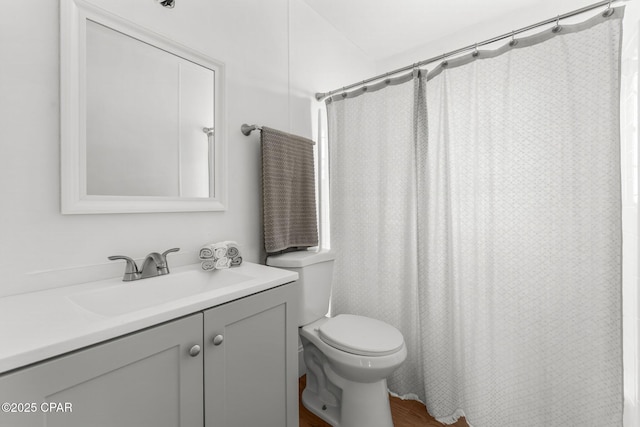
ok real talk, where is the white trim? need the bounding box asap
[60,0,227,214]
[298,343,306,377]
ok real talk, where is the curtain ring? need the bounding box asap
[361,81,368,92]
[552,15,562,33]
[509,31,518,47]
[411,64,421,78]
[472,43,479,57]
[341,87,347,98]
[384,73,391,85]
[441,53,449,68]
[603,0,614,17]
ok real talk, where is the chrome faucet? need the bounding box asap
[108,248,180,281]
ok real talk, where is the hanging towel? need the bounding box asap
[261,127,318,253]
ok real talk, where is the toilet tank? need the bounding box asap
[266,249,335,326]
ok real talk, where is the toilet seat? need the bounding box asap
[318,314,404,357]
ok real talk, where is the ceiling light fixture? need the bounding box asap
[157,0,175,9]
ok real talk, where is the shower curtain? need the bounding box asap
[327,74,424,396]
[327,10,623,426]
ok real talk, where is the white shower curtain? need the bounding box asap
[327,9,623,427]
[418,12,623,425]
[327,75,425,397]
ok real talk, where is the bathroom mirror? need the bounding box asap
[61,0,226,214]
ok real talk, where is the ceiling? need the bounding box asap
[300,0,602,62]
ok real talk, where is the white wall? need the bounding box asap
[0,0,374,298]
[620,4,640,426]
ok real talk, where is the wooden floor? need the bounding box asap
[299,376,469,427]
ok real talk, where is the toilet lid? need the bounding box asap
[318,314,404,357]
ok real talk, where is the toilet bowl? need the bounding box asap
[303,315,406,382]
[300,316,407,427]
[266,249,407,427]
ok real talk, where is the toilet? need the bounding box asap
[267,249,407,427]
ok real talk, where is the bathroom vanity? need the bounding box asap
[0,262,299,427]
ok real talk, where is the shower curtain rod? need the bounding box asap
[315,0,623,101]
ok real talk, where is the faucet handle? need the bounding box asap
[108,255,140,281]
[161,248,180,260]
[160,248,180,273]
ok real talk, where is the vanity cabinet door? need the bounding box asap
[0,313,204,427]
[204,282,298,427]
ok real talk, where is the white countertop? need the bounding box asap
[0,262,297,374]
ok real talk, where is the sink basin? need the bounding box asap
[68,268,252,316]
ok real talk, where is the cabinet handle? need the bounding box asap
[212,335,224,346]
[189,344,201,357]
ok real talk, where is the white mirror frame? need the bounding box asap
[60,0,227,214]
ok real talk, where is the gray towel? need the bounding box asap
[261,127,318,253]
[199,244,214,259]
[201,259,216,271]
